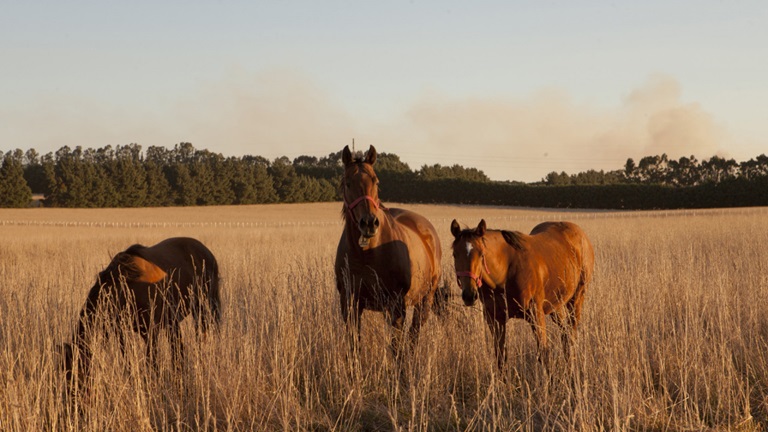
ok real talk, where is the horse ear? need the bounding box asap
[476,219,487,237]
[450,219,461,238]
[502,230,524,250]
[365,145,377,165]
[342,145,353,166]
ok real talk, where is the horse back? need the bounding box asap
[128,237,218,281]
[527,222,594,303]
[121,237,219,322]
[389,208,442,274]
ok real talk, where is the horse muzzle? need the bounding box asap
[358,214,380,234]
[357,215,380,247]
[462,287,479,306]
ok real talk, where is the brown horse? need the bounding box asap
[450,219,594,369]
[61,237,220,388]
[335,145,442,357]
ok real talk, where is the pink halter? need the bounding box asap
[456,254,491,288]
[345,194,380,212]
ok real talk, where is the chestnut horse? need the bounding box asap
[335,145,442,357]
[61,237,220,388]
[450,219,594,369]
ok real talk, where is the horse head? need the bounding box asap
[342,145,382,248]
[451,219,490,306]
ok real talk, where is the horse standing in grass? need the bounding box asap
[61,237,220,388]
[450,219,594,369]
[335,145,442,358]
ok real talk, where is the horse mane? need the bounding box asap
[452,228,525,250]
[501,230,525,250]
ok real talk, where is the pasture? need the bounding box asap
[1,203,767,431]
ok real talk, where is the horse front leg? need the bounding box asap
[168,320,185,372]
[483,309,507,371]
[142,327,159,370]
[338,281,363,352]
[389,300,407,361]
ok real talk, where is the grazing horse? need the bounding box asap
[335,145,442,358]
[450,219,594,369]
[61,237,220,387]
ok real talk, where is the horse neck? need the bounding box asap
[484,232,515,281]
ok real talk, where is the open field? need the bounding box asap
[1,203,768,431]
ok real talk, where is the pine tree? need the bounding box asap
[0,150,33,207]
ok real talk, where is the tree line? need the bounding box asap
[1,143,766,209]
[0,143,489,208]
[542,154,768,187]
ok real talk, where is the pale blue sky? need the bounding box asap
[1,1,766,181]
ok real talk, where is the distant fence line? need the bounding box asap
[1,207,764,230]
[0,220,342,229]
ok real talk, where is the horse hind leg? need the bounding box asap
[195,277,221,337]
[551,283,587,366]
[408,300,430,348]
[552,307,574,359]
[569,286,586,339]
[528,304,550,367]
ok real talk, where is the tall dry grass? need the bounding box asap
[1,203,767,431]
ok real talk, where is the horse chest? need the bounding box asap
[347,255,410,285]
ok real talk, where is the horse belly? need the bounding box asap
[403,259,435,307]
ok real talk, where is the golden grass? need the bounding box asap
[1,203,767,431]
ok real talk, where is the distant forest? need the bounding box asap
[0,143,766,209]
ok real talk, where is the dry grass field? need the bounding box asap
[1,203,767,431]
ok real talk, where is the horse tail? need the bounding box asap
[431,274,452,318]
[580,231,595,282]
[207,258,222,330]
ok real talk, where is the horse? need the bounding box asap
[60,237,220,389]
[450,219,594,370]
[334,145,442,359]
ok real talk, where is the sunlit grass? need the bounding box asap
[1,203,766,431]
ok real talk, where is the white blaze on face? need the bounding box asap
[465,242,473,257]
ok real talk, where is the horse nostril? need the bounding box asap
[462,289,477,302]
[373,217,380,228]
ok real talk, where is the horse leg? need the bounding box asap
[563,285,586,357]
[528,303,549,367]
[551,307,572,358]
[408,300,429,348]
[193,282,216,338]
[483,310,507,371]
[339,287,363,347]
[389,301,407,360]
[142,324,159,370]
[169,321,184,368]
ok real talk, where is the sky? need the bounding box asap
[1,1,766,182]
